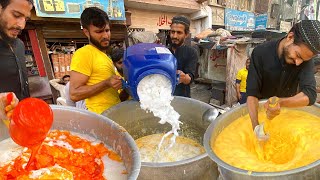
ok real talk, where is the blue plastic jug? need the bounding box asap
[122,43,178,101]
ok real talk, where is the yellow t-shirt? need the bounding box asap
[70,45,120,114]
[236,68,248,93]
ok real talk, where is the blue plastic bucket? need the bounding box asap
[123,43,178,100]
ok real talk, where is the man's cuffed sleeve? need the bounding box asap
[299,60,317,105]
[246,48,263,99]
[185,48,198,83]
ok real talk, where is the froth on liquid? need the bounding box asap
[136,134,205,163]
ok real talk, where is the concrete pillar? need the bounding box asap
[190,5,212,35]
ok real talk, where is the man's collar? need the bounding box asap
[169,44,185,51]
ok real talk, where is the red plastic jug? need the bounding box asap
[9,98,53,147]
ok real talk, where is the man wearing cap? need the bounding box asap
[246,20,319,139]
[169,15,198,97]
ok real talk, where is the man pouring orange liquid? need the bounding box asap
[246,20,320,140]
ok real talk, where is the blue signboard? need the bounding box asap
[34,0,126,21]
[225,9,255,31]
[255,14,268,30]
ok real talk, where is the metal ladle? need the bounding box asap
[202,108,219,123]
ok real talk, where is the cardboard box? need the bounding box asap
[58,53,66,77]
[51,54,61,79]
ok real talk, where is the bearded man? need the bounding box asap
[246,20,320,139]
[69,7,122,114]
[0,0,33,100]
[169,15,198,98]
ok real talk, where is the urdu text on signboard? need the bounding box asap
[225,9,255,31]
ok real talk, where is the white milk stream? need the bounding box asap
[137,74,181,162]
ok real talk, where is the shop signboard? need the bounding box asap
[34,0,126,20]
[280,21,292,33]
[225,8,255,31]
[255,14,268,30]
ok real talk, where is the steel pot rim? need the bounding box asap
[204,102,320,177]
[141,153,208,167]
[103,97,215,168]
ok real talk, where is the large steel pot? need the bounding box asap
[102,96,219,180]
[0,105,141,180]
[204,101,320,180]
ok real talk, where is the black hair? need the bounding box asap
[62,75,70,80]
[0,0,33,9]
[58,75,70,85]
[111,48,124,63]
[171,15,190,34]
[80,7,110,30]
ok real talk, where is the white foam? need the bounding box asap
[29,167,51,178]
[0,138,23,167]
[45,140,85,153]
[102,155,127,180]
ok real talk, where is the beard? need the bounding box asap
[0,23,15,44]
[0,15,21,43]
[117,68,123,75]
[170,38,184,48]
[89,33,109,51]
[282,44,293,65]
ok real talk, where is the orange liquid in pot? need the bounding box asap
[212,109,320,172]
[0,130,123,179]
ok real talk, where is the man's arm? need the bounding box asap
[279,92,310,107]
[247,96,259,130]
[236,82,241,100]
[49,79,64,92]
[235,71,242,100]
[297,60,317,105]
[264,92,309,120]
[178,70,191,84]
[246,48,263,130]
[69,71,122,102]
[180,47,198,85]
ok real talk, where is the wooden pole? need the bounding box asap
[35,26,59,104]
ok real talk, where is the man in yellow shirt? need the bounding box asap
[69,7,122,114]
[236,58,250,104]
